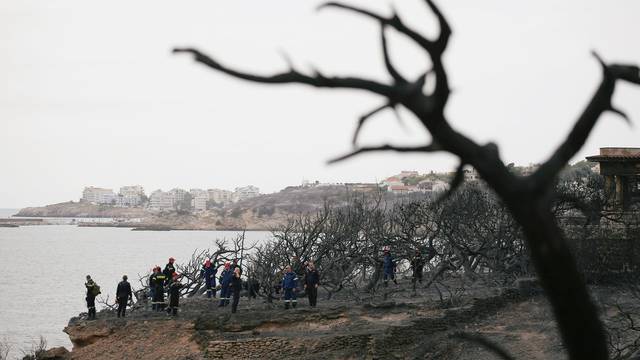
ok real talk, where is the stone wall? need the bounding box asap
[565,222,640,280]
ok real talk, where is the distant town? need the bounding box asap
[79,163,545,213]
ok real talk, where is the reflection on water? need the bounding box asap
[0,225,269,357]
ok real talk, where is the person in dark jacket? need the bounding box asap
[116,275,133,318]
[230,267,242,313]
[153,266,167,311]
[246,278,260,299]
[167,273,183,316]
[410,249,425,286]
[85,275,99,320]
[383,249,397,286]
[304,261,320,307]
[218,262,233,307]
[200,258,217,299]
[163,257,176,284]
[148,267,158,310]
[282,265,299,309]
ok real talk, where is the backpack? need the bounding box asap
[92,284,101,296]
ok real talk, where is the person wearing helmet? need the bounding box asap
[200,258,217,299]
[153,266,167,311]
[85,275,100,320]
[163,257,176,285]
[218,262,233,307]
[116,275,133,318]
[167,272,183,316]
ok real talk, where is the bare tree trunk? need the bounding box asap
[509,196,607,360]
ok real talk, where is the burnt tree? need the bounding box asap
[174,1,640,358]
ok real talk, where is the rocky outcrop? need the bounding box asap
[59,286,556,360]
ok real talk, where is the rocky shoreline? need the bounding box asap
[34,279,579,360]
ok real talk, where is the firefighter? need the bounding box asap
[230,267,242,313]
[304,261,320,307]
[200,258,217,298]
[410,249,425,286]
[116,275,133,318]
[163,257,176,284]
[153,266,167,311]
[218,262,233,307]
[149,267,159,310]
[282,265,298,309]
[167,273,183,316]
[85,275,100,320]
[383,248,397,286]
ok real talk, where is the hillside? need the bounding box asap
[14,186,397,230]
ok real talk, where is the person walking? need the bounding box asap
[282,265,298,309]
[218,262,233,307]
[153,266,167,311]
[200,258,217,299]
[230,267,242,313]
[167,273,183,316]
[116,275,133,318]
[304,261,320,307]
[383,248,397,287]
[163,257,176,284]
[85,275,100,320]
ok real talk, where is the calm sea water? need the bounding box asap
[0,225,269,358]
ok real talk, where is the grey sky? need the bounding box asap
[1,0,639,208]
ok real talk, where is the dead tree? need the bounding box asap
[173,1,640,358]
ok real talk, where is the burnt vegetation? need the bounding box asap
[172,1,640,358]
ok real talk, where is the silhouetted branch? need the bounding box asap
[328,144,441,164]
[172,48,396,98]
[532,51,640,189]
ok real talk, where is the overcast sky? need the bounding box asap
[1,0,639,208]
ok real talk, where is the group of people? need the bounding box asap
[83,247,430,320]
[383,247,433,287]
[149,257,184,315]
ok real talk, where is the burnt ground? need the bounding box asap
[56,280,635,360]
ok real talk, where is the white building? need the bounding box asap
[234,185,260,201]
[82,187,116,204]
[168,188,188,204]
[118,185,145,206]
[208,189,236,205]
[149,190,174,210]
[190,189,208,211]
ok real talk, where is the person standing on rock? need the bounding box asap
[167,272,183,316]
[230,267,242,313]
[163,257,176,284]
[304,261,320,307]
[85,275,100,320]
[282,265,299,309]
[382,248,398,287]
[218,262,233,307]
[153,266,167,311]
[149,267,158,310]
[116,275,133,318]
[200,258,217,299]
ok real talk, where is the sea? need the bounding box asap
[0,209,270,359]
